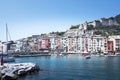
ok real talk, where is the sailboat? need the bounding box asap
[2,24,15,63]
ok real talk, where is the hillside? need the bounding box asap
[94,25,120,36]
[49,14,120,37]
[87,14,120,36]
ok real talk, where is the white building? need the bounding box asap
[92,35,108,53]
[79,21,87,30]
[100,18,109,26]
[86,17,119,27]
[88,20,101,27]
[49,34,59,50]
[0,42,7,53]
[16,40,23,52]
[61,37,67,52]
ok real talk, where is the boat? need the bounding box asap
[0,54,15,63]
[1,24,15,63]
[3,57,15,63]
[81,53,91,59]
[57,53,62,56]
[85,55,91,59]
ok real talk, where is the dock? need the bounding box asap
[11,52,51,57]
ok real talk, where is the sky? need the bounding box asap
[0,0,120,41]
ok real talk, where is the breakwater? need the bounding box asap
[0,63,40,80]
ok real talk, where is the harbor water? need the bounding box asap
[14,54,120,80]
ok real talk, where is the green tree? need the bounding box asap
[50,31,65,36]
[70,25,79,29]
[87,25,94,30]
[94,31,102,35]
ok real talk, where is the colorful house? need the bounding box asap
[108,41,114,53]
[38,34,50,52]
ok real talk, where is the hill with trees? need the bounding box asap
[49,14,120,37]
[70,25,79,29]
[86,14,120,36]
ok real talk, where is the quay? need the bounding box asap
[11,52,51,57]
[0,62,40,80]
[14,54,51,57]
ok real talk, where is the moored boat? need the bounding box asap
[0,24,15,63]
[85,55,91,59]
[3,57,15,63]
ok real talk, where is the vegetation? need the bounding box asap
[115,14,120,24]
[94,31,102,35]
[51,14,120,36]
[87,25,120,36]
[109,17,114,20]
[70,25,79,29]
[50,31,65,36]
[87,25,94,30]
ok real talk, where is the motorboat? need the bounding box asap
[85,55,91,59]
[3,57,15,63]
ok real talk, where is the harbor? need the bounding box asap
[0,0,120,80]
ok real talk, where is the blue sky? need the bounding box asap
[0,0,120,41]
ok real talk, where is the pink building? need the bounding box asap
[38,39,41,50]
[108,41,114,53]
[38,37,50,51]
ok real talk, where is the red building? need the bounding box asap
[38,37,50,51]
[108,41,114,53]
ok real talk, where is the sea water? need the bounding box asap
[16,54,120,80]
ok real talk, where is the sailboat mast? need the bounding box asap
[6,23,8,42]
[6,23,8,54]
